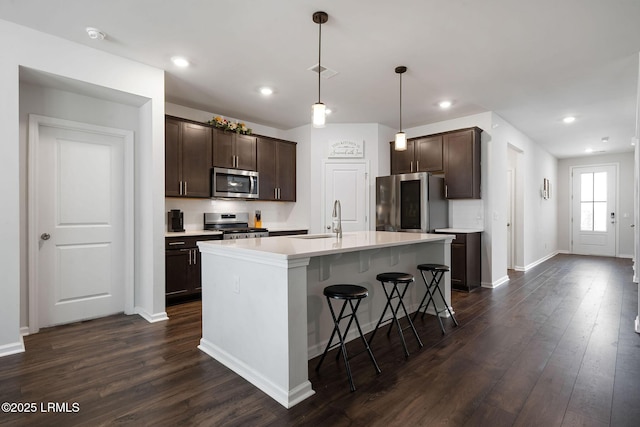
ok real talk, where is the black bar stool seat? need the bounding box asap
[369,272,423,357]
[316,284,381,391]
[413,263,459,334]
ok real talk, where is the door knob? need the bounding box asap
[41,233,51,240]
[327,226,331,230]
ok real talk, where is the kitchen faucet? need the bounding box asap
[332,199,342,238]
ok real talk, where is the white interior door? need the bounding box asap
[35,122,127,328]
[507,168,514,269]
[571,164,617,256]
[324,162,368,232]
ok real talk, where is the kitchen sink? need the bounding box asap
[289,234,336,239]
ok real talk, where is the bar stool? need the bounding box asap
[368,272,423,357]
[413,264,459,334]
[315,284,381,391]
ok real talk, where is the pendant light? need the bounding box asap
[312,11,328,128]
[394,66,408,151]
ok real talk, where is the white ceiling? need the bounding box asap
[2,0,639,158]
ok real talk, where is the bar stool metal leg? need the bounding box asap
[369,274,423,358]
[316,285,380,392]
[414,265,459,334]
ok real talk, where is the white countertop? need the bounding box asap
[198,230,453,260]
[435,228,483,233]
[165,230,223,237]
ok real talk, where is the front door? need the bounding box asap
[34,119,130,328]
[571,164,617,256]
[324,162,368,233]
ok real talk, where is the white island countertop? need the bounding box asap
[198,230,454,260]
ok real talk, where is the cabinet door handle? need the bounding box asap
[188,248,192,265]
[192,249,197,265]
[410,161,413,173]
[416,160,420,171]
[169,241,186,246]
[274,188,278,199]
[184,181,187,195]
[179,181,183,195]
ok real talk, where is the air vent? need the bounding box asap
[308,64,338,79]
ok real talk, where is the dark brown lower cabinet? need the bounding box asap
[166,234,223,304]
[438,231,481,292]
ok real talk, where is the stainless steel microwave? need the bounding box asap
[211,167,259,199]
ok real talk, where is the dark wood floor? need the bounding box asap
[1,254,639,426]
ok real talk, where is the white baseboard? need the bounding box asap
[0,337,25,357]
[482,275,509,289]
[556,249,570,254]
[523,251,559,271]
[134,307,169,323]
[618,253,634,259]
[199,338,315,409]
[20,327,30,336]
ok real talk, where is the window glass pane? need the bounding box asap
[594,202,607,231]
[593,172,607,201]
[580,202,593,231]
[581,173,593,202]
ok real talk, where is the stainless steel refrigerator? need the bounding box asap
[376,172,448,232]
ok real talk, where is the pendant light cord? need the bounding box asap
[318,20,322,103]
[399,71,402,132]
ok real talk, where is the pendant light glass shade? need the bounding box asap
[312,102,326,128]
[394,66,408,151]
[312,12,329,128]
[394,131,407,151]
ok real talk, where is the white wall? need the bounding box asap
[0,19,166,356]
[18,83,143,328]
[557,152,635,257]
[491,114,558,272]
[308,123,393,234]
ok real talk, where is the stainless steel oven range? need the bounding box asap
[203,212,268,240]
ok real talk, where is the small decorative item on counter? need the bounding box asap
[208,116,252,135]
[255,210,262,228]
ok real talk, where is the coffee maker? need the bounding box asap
[168,209,185,232]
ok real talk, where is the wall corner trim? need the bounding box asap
[135,307,169,323]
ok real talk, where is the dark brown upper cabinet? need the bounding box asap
[257,137,296,201]
[390,135,443,175]
[389,127,481,199]
[443,127,481,199]
[212,128,257,171]
[165,116,213,198]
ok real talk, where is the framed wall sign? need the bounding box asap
[327,139,364,158]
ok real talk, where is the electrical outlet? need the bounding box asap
[233,275,240,294]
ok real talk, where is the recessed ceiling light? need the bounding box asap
[438,100,452,109]
[563,116,576,124]
[585,148,593,153]
[171,56,190,67]
[260,87,273,96]
[85,27,105,40]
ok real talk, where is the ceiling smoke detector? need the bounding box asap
[85,27,105,40]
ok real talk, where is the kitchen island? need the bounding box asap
[197,231,453,408]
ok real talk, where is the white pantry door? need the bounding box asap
[571,164,617,256]
[36,123,127,327]
[324,162,368,232]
